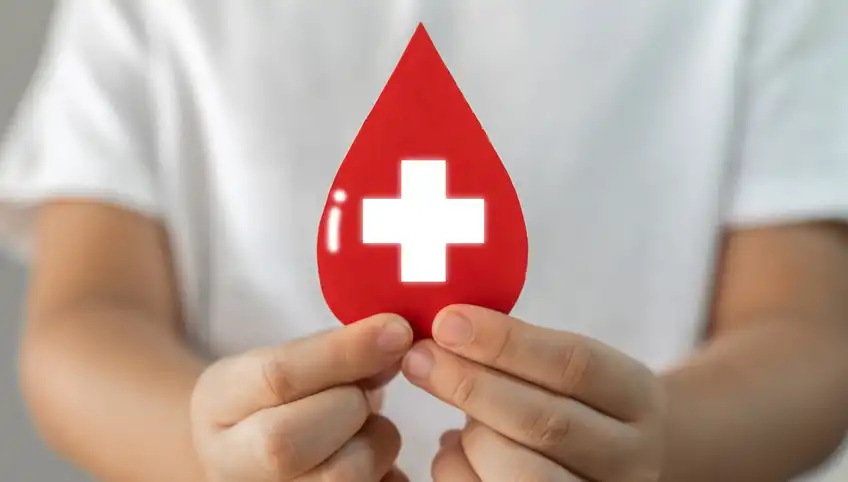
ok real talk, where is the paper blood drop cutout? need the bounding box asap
[317,23,528,339]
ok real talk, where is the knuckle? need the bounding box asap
[552,341,593,397]
[520,407,572,450]
[326,331,360,372]
[450,372,479,407]
[489,323,518,366]
[254,426,301,477]
[256,350,296,400]
[336,337,359,369]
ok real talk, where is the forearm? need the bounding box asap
[660,317,848,482]
[19,304,208,482]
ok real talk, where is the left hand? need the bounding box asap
[402,305,667,481]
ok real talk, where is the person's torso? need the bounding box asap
[146,2,749,477]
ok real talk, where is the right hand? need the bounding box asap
[190,314,413,482]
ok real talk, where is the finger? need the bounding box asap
[462,421,582,481]
[432,430,480,482]
[365,388,385,413]
[299,415,401,482]
[223,385,370,479]
[404,341,638,480]
[440,429,463,447]
[359,361,403,391]
[381,467,410,482]
[199,313,412,425]
[431,304,656,420]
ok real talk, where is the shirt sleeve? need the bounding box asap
[0,0,160,260]
[725,0,848,227]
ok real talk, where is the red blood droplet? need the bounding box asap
[317,23,528,339]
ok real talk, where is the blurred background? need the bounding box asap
[0,1,846,481]
[0,3,91,481]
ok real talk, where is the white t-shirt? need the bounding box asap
[2,1,847,480]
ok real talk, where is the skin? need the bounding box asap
[21,202,410,481]
[408,224,848,481]
[20,202,848,481]
[191,314,412,482]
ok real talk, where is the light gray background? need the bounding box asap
[1,3,92,480]
[0,1,846,481]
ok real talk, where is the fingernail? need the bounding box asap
[434,312,473,347]
[404,346,434,379]
[377,319,412,352]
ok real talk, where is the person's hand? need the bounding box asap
[190,314,413,482]
[403,305,667,481]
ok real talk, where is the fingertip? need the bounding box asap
[435,303,479,320]
[365,414,403,459]
[364,312,409,327]
[374,315,414,353]
[382,467,410,482]
[440,430,462,447]
[401,341,436,381]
